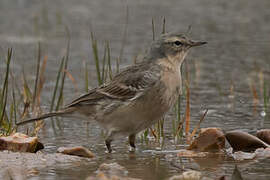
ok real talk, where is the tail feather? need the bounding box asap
[16,109,72,126]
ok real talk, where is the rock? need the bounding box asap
[256,129,270,145]
[86,162,141,180]
[188,128,225,152]
[177,149,209,158]
[0,133,44,153]
[57,146,94,158]
[231,151,256,161]
[0,150,93,172]
[225,130,270,152]
[227,147,270,161]
[169,170,202,180]
[254,147,270,158]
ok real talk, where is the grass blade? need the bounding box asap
[116,57,120,74]
[12,81,17,125]
[190,109,208,139]
[101,43,107,83]
[185,80,190,141]
[151,18,155,41]
[50,56,65,112]
[173,95,182,138]
[64,69,78,92]
[175,115,185,140]
[106,42,113,80]
[90,32,102,85]
[36,55,48,109]
[118,5,129,63]
[263,80,269,113]
[32,42,41,110]
[150,127,157,140]
[250,82,259,114]
[84,60,89,92]
[162,16,166,34]
[56,31,70,111]
[0,48,12,125]
[20,71,32,119]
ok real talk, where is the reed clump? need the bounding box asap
[0,35,70,136]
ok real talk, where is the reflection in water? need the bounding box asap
[232,165,244,180]
[0,0,270,179]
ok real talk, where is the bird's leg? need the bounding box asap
[128,134,136,149]
[105,138,113,153]
[105,130,116,153]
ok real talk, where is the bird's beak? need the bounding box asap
[189,41,207,47]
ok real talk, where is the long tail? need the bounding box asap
[16,108,73,126]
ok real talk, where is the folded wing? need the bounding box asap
[65,62,161,108]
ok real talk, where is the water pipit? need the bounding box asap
[17,32,206,152]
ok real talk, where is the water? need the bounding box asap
[0,0,270,179]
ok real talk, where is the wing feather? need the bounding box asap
[65,62,161,108]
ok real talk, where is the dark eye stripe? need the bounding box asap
[174,41,182,46]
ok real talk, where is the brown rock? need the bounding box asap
[188,128,225,152]
[225,130,270,152]
[256,129,270,145]
[0,133,44,153]
[57,146,94,158]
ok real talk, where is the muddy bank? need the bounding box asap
[0,150,95,179]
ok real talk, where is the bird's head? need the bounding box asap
[149,33,207,65]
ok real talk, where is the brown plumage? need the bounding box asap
[17,32,206,152]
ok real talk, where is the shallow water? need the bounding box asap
[0,0,270,179]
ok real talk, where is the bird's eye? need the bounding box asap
[174,41,182,46]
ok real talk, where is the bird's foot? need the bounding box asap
[128,134,136,151]
[128,146,136,152]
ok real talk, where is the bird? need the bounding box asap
[17,32,206,153]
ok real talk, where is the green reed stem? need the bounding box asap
[0,48,12,125]
[106,42,113,80]
[50,56,65,112]
[263,81,269,113]
[118,5,129,63]
[91,32,102,85]
[32,42,41,110]
[55,34,70,111]
[162,16,166,34]
[151,18,155,41]
[101,43,107,83]
[12,82,17,125]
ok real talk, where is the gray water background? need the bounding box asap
[0,0,270,179]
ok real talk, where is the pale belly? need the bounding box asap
[99,83,180,136]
